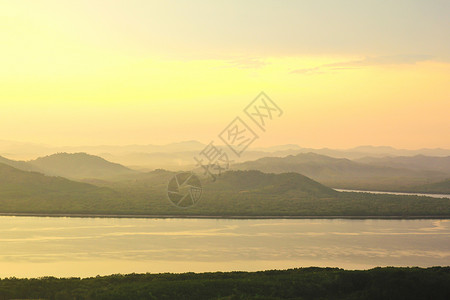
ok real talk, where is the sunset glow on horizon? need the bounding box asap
[1,0,449,149]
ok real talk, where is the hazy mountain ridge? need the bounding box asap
[29,153,138,180]
[234,152,449,192]
[1,139,449,162]
[0,155,42,173]
[0,153,138,180]
[234,152,448,177]
[97,145,450,171]
[99,149,305,171]
[1,147,449,194]
[357,155,450,173]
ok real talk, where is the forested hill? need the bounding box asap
[0,163,120,213]
[0,163,448,216]
[207,170,337,196]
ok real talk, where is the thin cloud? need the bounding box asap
[291,54,434,75]
[326,54,434,67]
[290,67,324,75]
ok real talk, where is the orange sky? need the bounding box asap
[1,0,449,149]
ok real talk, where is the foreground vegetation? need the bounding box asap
[0,267,449,299]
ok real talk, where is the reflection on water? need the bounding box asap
[335,189,450,199]
[0,217,449,278]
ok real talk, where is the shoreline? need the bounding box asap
[1,212,449,220]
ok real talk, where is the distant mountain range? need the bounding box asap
[98,149,303,171]
[234,153,450,192]
[1,139,449,165]
[291,146,450,160]
[1,150,449,194]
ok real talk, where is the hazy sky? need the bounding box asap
[1,0,449,148]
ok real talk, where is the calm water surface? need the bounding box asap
[0,216,449,278]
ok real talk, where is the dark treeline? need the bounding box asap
[0,267,449,300]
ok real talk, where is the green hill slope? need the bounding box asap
[0,163,121,213]
[0,164,448,216]
[207,170,337,196]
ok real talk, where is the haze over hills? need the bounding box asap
[1,139,449,164]
[234,152,449,192]
[0,140,302,169]
[0,155,42,173]
[0,140,209,161]
[99,148,304,171]
[292,146,450,159]
[30,153,138,180]
[1,148,449,193]
[0,140,53,160]
[357,155,450,174]
[0,153,138,180]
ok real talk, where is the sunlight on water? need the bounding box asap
[0,217,449,278]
